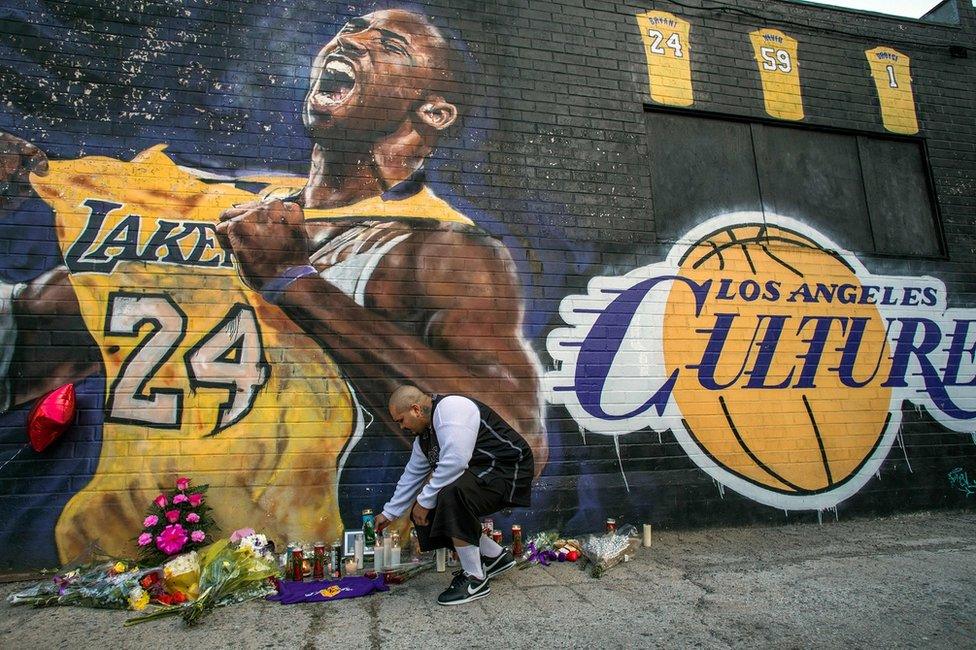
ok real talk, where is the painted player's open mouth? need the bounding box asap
[315,57,357,107]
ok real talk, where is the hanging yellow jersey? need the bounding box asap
[28,144,464,562]
[749,28,804,121]
[865,46,919,135]
[636,11,694,107]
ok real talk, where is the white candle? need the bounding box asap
[389,531,401,566]
[344,558,357,576]
[642,523,653,548]
[374,541,385,571]
[354,533,364,569]
[435,548,446,572]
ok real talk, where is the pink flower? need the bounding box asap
[156,524,188,555]
[137,532,152,547]
[190,530,206,543]
[165,509,180,524]
[186,512,200,524]
[175,477,190,491]
[188,493,203,507]
[229,527,255,543]
[172,493,188,505]
[143,515,158,528]
[153,493,168,508]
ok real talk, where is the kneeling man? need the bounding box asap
[375,385,534,605]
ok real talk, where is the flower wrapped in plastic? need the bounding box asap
[126,535,280,626]
[236,532,274,560]
[579,524,641,578]
[162,551,201,600]
[8,559,150,610]
[519,530,561,568]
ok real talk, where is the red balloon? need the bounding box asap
[28,384,76,452]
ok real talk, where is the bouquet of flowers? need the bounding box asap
[125,532,280,627]
[580,525,640,578]
[518,530,561,568]
[138,568,190,607]
[8,559,152,611]
[137,476,217,566]
[161,551,201,601]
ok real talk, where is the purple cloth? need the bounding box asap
[267,576,389,604]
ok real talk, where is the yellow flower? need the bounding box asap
[128,587,150,611]
[113,562,127,574]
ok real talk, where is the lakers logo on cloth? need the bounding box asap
[546,212,976,511]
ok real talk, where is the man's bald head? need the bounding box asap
[389,385,433,435]
[389,385,427,414]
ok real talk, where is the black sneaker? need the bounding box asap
[436,569,491,606]
[481,548,517,579]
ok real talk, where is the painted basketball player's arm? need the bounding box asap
[380,438,432,521]
[215,200,547,474]
[0,135,100,408]
[0,131,48,214]
[4,267,100,407]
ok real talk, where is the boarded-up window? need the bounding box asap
[646,110,943,257]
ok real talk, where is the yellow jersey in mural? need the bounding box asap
[30,145,469,562]
[636,10,694,107]
[865,46,919,135]
[749,28,804,121]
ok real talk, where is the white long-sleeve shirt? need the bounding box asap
[381,395,480,519]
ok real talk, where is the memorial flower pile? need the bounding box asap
[8,533,279,623]
[137,476,216,566]
[7,559,151,611]
[125,532,279,627]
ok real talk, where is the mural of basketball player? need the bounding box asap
[0,9,545,562]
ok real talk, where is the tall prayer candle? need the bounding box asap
[374,533,386,571]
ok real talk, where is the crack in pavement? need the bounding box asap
[366,597,381,649]
[303,606,326,650]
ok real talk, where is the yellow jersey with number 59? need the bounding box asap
[30,145,360,562]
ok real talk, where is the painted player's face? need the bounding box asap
[304,10,455,140]
[390,402,430,436]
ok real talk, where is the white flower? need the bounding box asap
[238,533,269,557]
[163,550,200,578]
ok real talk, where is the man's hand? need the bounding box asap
[375,512,391,534]
[0,132,48,213]
[215,199,311,292]
[410,502,430,527]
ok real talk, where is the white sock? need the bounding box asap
[456,544,484,580]
[479,534,503,558]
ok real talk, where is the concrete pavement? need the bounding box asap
[2,509,974,649]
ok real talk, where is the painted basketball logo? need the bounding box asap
[547,213,976,511]
[663,223,892,495]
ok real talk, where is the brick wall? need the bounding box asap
[0,0,973,570]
